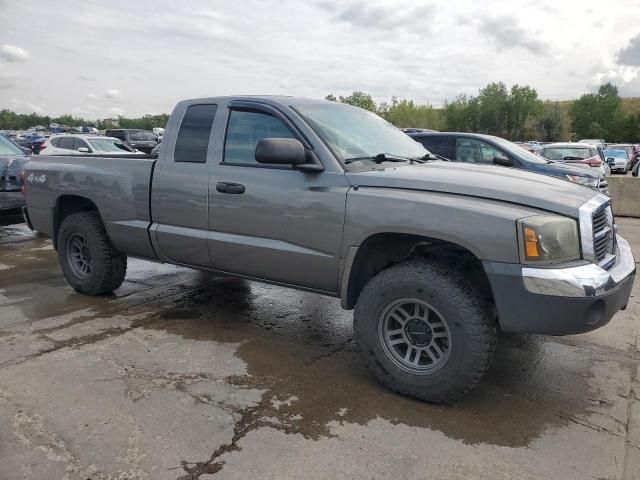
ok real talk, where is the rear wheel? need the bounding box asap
[354,260,497,403]
[58,212,127,295]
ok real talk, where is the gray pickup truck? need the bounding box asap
[23,96,636,403]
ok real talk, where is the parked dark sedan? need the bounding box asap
[105,129,158,153]
[0,134,30,222]
[12,133,47,154]
[408,132,608,194]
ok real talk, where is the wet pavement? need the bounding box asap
[0,220,639,479]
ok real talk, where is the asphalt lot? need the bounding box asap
[0,220,639,480]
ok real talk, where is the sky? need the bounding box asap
[0,0,639,119]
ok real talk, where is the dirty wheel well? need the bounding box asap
[53,195,101,250]
[344,233,495,312]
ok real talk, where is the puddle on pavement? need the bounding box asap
[142,278,603,454]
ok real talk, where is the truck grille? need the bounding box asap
[592,204,615,268]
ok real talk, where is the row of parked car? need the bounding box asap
[1,128,162,156]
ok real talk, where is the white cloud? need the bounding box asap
[104,89,121,99]
[108,107,124,116]
[0,44,30,62]
[11,99,45,114]
[86,93,98,100]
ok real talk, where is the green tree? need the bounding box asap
[569,83,622,140]
[337,91,377,112]
[378,97,441,129]
[536,102,566,142]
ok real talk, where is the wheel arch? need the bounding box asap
[52,195,103,250]
[340,232,496,314]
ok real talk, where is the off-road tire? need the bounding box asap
[354,259,497,404]
[58,212,127,295]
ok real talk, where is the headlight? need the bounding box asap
[518,216,580,263]
[566,175,598,188]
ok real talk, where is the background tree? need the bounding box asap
[378,97,441,129]
[536,102,566,142]
[569,83,622,139]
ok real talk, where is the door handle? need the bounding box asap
[216,182,245,194]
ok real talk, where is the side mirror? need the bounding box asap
[493,155,512,167]
[77,147,91,153]
[256,138,306,166]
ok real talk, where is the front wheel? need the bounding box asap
[354,260,497,403]
[58,212,127,295]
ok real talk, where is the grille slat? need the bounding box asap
[592,205,615,266]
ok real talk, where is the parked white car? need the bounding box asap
[42,135,138,156]
[540,142,610,177]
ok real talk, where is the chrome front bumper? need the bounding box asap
[522,235,636,297]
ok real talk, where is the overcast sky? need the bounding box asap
[0,0,639,119]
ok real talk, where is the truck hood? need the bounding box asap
[345,162,598,217]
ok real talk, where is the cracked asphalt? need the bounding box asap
[0,219,639,480]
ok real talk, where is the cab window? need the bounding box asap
[223,110,295,164]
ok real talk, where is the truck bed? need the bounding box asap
[24,154,158,259]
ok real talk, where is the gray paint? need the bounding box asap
[24,155,156,259]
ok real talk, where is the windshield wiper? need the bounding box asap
[420,153,450,162]
[345,153,427,165]
[563,156,584,161]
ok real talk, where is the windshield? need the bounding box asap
[608,145,633,156]
[490,136,549,164]
[603,149,628,159]
[541,147,593,160]
[294,103,427,164]
[89,138,135,153]
[0,134,26,155]
[130,131,156,141]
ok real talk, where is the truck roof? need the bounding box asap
[176,95,336,107]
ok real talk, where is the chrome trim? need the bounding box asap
[522,235,635,297]
[578,193,610,262]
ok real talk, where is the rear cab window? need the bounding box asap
[174,104,217,163]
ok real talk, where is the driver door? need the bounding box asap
[207,103,349,293]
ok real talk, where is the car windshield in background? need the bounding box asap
[294,103,427,164]
[0,134,26,155]
[608,145,633,157]
[89,138,135,153]
[603,149,628,159]
[542,147,592,160]
[491,136,549,164]
[130,131,156,142]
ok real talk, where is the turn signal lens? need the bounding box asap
[524,227,539,258]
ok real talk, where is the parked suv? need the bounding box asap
[408,132,608,194]
[539,143,610,177]
[42,135,137,156]
[105,129,158,153]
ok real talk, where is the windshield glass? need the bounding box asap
[294,103,427,163]
[603,149,628,159]
[0,134,26,155]
[541,147,593,160]
[490,136,549,164]
[608,145,633,156]
[130,131,156,141]
[89,138,135,152]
